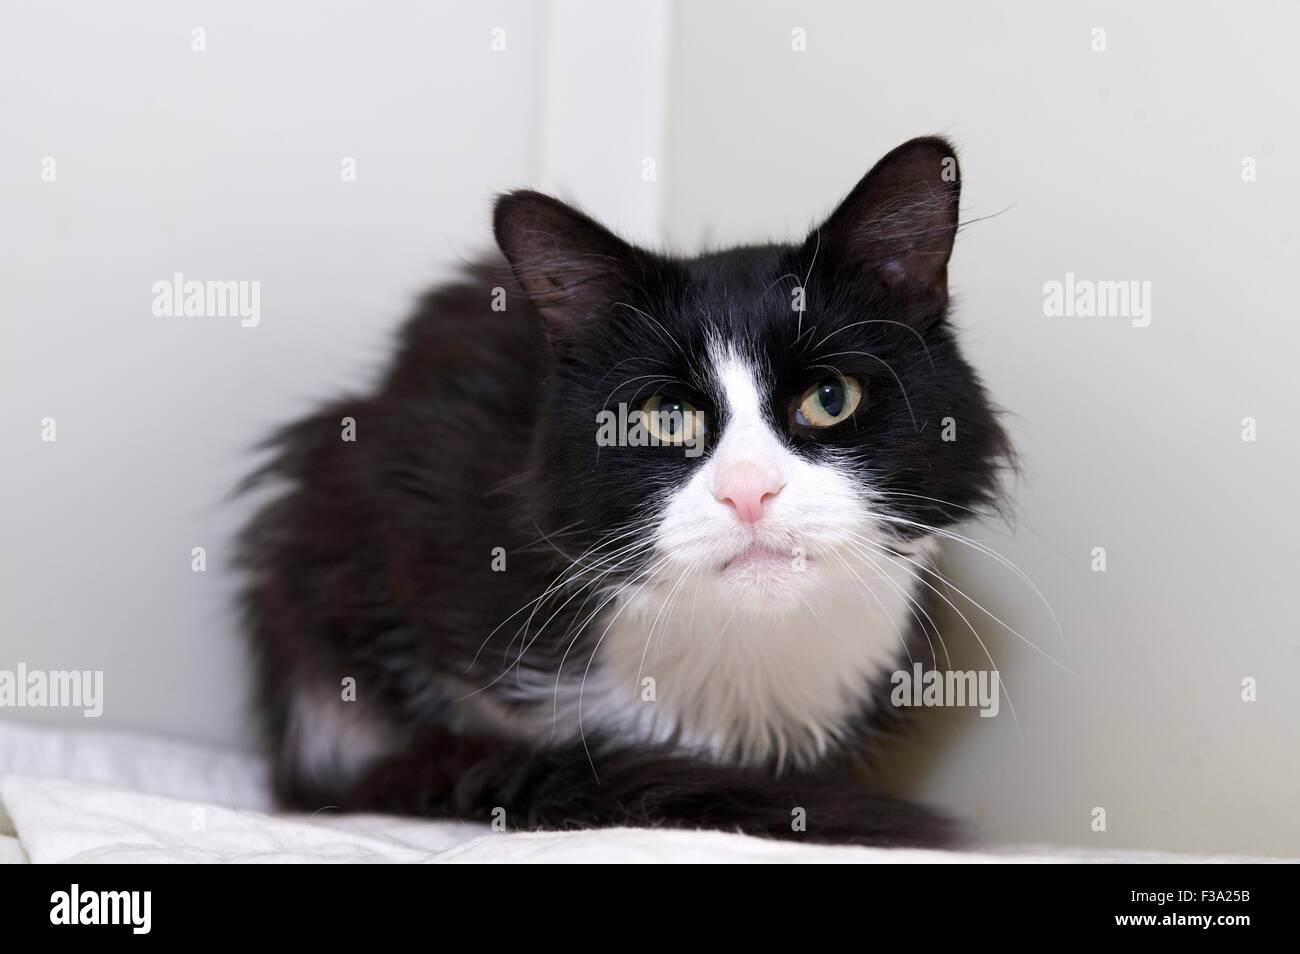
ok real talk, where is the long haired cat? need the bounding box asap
[239,137,1010,846]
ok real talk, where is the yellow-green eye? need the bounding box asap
[796,375,862,427]
[641,394,704,444]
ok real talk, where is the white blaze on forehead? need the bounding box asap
[708,343,786,479]
[713,344,766,422]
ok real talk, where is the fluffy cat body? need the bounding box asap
[240,138,1009,845]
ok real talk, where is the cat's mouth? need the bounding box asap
[718,544,807,575]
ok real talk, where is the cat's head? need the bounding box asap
[495,137,1010,614]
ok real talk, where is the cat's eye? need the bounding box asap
[796,375,862,428]
[641,394,704,444]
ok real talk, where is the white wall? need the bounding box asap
[659,0,1300,855]
[3,0,1297,856]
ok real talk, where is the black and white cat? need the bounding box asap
[239,136,1010,846]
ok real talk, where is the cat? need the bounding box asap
[238,136,1010,847]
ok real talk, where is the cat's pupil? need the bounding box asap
[817,379,845,417]
[661,399,684,434]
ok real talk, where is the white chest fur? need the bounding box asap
[567,543,931,770]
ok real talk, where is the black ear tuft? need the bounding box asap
[493,191,641,337]
[810,136,962,314]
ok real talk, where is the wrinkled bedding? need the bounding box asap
[0,721,1268,863]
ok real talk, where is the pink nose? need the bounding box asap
[713,462,784,524]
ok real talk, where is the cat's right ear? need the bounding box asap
[493,191,641,337]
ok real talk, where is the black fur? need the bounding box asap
[238,137,1009,849]
[321,731,956,847]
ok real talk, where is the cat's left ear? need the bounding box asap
[493,190,643,338]
[807,136,961,316]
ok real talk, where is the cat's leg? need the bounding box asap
[315,731,957,848]
[269,679,404,808]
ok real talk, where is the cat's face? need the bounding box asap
[496,137,1008,615]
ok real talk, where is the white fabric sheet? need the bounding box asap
[0,721,1273,864]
